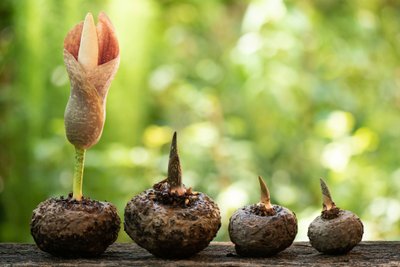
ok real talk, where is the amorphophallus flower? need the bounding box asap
[30,12,121,257]
[63,12,119,201]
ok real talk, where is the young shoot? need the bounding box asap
[258,176,273,210]
[320,178,336,211]
[167,132,186,196]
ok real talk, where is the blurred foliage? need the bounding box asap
[1,0,400,243]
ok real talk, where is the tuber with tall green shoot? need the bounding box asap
[30,12,121,257]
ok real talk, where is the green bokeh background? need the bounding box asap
[1,0,400,242]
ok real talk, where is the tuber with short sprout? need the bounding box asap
[307,179,364,254]
[124,132,221,259]
[229,176,298,257]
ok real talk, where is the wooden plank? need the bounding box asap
[0,242,399,266]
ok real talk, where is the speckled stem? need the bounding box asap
[167,132,185,195]
[258,176,273,210]
[72,147,86,201]
[320,178,336,211]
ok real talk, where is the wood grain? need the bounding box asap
[1,242,399,266]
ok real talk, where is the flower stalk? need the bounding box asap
[72,147,86,201]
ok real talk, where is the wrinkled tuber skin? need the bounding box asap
[63,12,119,149]
[308,209,363,254]
[30,194,120,257]
[124,180,221,259]
[229,204,298,257]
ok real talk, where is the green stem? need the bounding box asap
[72,147,86,201]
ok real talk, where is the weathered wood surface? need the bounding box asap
[0,242,399,266]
